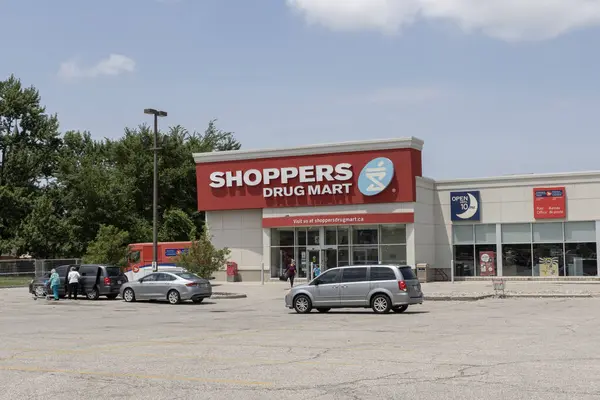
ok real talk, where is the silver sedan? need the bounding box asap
[120,272,212,304]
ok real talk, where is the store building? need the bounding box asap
[194,137,600,281]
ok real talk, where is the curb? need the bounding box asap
[0,285,28,289]
[211,292,247,299]
[425,295,494,301]
[425,293,594,301]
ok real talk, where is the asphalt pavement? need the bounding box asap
[1,284,600,399]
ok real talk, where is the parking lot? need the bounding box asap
[2,284,600,400]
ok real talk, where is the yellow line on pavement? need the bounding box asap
[0,365,272,386]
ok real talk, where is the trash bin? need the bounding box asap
[226,261,238,282]
[416,263,428,283]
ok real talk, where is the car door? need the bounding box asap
[136,274,158,299]
[54,265,70,296]
[152,273,174,300]
[78,265,98,294]
[312,269,341,307]
[339,267,370,306]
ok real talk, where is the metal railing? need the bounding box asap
[0,258,82,277]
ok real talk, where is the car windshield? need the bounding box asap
[105,267,122,276]
[174,272,201,280]
[400,266,417,280]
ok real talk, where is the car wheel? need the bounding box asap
[316,308,331,313]
[106,294,118,300]
[371,294,391,314]
[87,287,100,300]
[34,286,47,297]
[192,298,204,304]
[123,288,135,302]
[392,305,409,313]
[293,294,312,314]
[167,290,181,305]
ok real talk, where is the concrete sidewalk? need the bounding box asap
[212,279,600,301]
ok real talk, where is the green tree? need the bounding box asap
[176,229,230,279]
[83,225,130,267]
[159,208,197,242]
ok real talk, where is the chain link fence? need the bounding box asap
[0,258,82,277]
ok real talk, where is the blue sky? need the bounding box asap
[3,0,600,179]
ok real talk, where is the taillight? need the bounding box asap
[104,277,111,286]
[398,280,407,291]
[186,282,198,287]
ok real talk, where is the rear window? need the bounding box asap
[370,267,396,281]
[399,266,417,280]
[105,267,122,277]
[174,273,200,280]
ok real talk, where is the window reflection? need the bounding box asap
[453,245,474,277]
[533,243,564,277]
[565,243,597,276]
[503,244,532,277]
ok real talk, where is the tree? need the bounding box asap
[176,229,230,279]
[83,225,130,267]
[159,208,197,242]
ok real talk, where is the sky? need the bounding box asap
[3,0,600,179]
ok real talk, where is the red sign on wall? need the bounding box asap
[262,212,415,228]
[479,251,496,277]
[533,187,566,219]
[196,148,422,211]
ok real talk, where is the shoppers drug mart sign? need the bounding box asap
[195,148,422,211]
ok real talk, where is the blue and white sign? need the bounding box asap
[450,191,481,221]
[357,157,395,196]
[165,248,189,257]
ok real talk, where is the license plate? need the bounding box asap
[117,280,122,284]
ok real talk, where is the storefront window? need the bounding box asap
[338,227,349,245]
[474,244,497,276]
[307,227,320,246]
[565,243,597,276]
[353,226,378,245]
[501,224,531,243]
[533,223,563,243]
[381,245,407,265]
[297,228,307,246]
[352,246,378,265]
[325,227,337,246]
[565,222,596,242]
[338,246,350,267]
[503,244,532,277]
[453,245,475,277]
[453,225,474,244]
[381,225,406,244]
[272,228,294,247]
[270,246,294,278]
[533,243,564,276]
[475,224,496,244]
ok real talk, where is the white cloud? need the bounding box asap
[287,0,600,41]
[58,54,136,80]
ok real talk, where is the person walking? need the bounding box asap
[67,267,81,299]
[49,269,60,301]
[286,259,297,288]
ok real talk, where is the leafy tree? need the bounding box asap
[83,225,130,267]
[159,208,197,242]
[176,229,230,279]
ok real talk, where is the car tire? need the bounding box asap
[34,286,47,297]
[167,290,181,305]
[192,298,204,304]
[371,294,391,314]
[392,305,409,313]
[123,288,136,302]
[87,287,100,300]
[106,294,118,300]
[316,308,331,313]
[293,294,312,314]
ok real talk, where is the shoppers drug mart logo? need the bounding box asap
[358,157,395,196]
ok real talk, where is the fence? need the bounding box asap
[0,259,82,277]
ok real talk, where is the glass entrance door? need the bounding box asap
[307,248,320,281]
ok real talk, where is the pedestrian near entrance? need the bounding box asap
[311,256,320,279]
[67,267,81,299]
[49,269,60,301]
[286,260,297,288]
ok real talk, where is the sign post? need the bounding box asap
[152,261,158,272]
[261,262,265,285]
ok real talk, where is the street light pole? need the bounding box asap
[144,108,168,272]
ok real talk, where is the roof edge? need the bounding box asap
[193,137,424,164]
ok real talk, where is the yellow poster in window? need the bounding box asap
[539,257,559,277]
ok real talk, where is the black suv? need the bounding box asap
[29,264,127,300]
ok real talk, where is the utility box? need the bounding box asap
[416,263,429,283]
[226,261,238,282]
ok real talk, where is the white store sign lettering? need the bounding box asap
[209,164,354,198]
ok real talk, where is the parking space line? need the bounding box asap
[0,365,272,386]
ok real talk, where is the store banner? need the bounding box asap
[262,212,414,228]
[539,257,559,277]
[450,191,481,221]
[479,251,496,277]
[533,187,566,219]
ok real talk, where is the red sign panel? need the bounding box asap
[196,148,422,211]
[533,187,566,219]
[479,251,496,277]
[262,213,415,228]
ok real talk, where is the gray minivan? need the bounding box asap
[285,265,423,314]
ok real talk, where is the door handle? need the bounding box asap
[341,285,348,288]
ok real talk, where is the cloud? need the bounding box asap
[58,54,136,80]
[287,0,600,41]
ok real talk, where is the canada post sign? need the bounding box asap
[450,191,481,221]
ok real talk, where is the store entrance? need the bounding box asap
[305,246,338,281]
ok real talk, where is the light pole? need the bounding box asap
[144,108,168,272]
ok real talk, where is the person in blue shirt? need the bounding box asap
[48,269,60,301]
[312,257,321,279]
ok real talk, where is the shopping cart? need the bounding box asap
[32,280,53,301]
